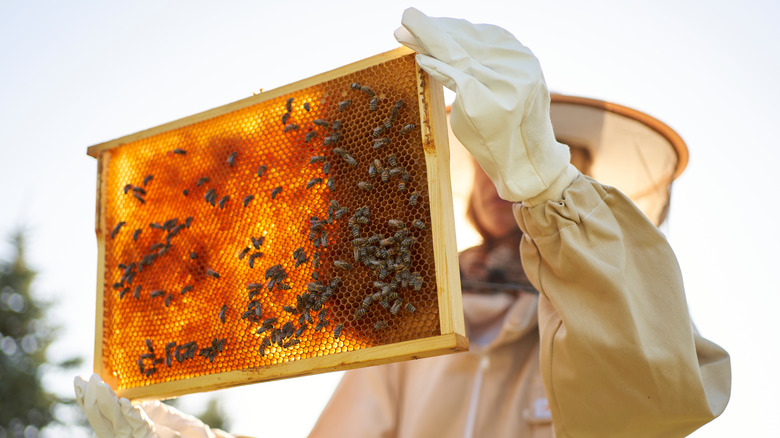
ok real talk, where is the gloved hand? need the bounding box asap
[395,8,579,205]
[74,374,235,438]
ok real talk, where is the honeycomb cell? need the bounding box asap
[95,51,446,393]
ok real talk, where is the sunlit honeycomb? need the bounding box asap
[95,53,443,392]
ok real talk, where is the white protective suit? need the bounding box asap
[309,8,731,438]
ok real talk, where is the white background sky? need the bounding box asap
[1,0,778,436]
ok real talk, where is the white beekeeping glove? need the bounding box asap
[74,374,235,438]
[395,7,578,205]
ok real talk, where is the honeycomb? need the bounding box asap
[91,51,453,396]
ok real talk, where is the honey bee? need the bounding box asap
[372,126,386,138]
[305,131,318,143]
[137,358,145,374]
[227,151,238,167]
[374,320,388,330]
[357,181,373,191]
[133,285,142,299]
[262,317,278,327]
[180,285,193,295]
[119,287,129,299]
[338,99,353,111]
[327,178,336,192]
[146,339,154,352]
[164,294,173,307]
[236,247,249,260]
[132,192,145,204]
[286,97,294,112]
[185,217,193,227]
[334,323,344,338]
[271,186,283,199]
[150,290,165,298]
[369,96,380,112]
[307,177,323,189]
[350,82,362,90]
[133,186,147,195]
[282,112,290,125]
[361,295,373,308]
[343,154,358,167]
[332,120,342,131]
[143,174,153,186]
[391,99,405,117]
[401,124,417,134]
[323,134,341,146]
[197,176,210,187]
[218,195,229,209]
[283,339,300,348]
[303,102,311,111]
[206,268,220,279]
[123,184,133,194]
[248,252,263,268]
[398,181,406,192]
[257,165,267,177]
[313,119,330,128]
[390,299,403,315]
[204,188,216,204]
[251,236,264,248]
[409,192,420,206]
[373,138,390,150]
[413,219,426,230]
[173,148,186,155]
[388,219,405,229]
[190,251,198,259]
[110,221,126,239]
[354,307,367,320]
[183,189,189,196]
[243,195,255,207]
[219,305,228,323]
[322,161,331,175]
[382,153,395,167]
[284,124,300,132]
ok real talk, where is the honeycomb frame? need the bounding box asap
[88,47,467,401]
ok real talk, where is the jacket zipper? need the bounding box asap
[464,354,490,438]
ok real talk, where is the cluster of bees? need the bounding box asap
[108,79,432,378]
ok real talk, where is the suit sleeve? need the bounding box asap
[514,174,731,438]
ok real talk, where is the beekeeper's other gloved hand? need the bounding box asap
[395,7,578,205]
[74,374,235,438]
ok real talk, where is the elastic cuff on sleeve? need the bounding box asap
[522,164,580,207]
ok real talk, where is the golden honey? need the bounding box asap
[90,48,465,399]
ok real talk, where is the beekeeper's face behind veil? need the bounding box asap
[449,95,689,247]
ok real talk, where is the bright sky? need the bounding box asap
[1,1,778,436]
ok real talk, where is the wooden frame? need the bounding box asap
[89,46,467,400]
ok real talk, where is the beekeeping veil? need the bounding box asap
[448,94,689,249]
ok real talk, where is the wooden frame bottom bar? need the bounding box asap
[120,333,469,400]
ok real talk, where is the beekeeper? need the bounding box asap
[74,7,731,438]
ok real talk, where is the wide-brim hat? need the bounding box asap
[549,93,688,226]
[446,94,688,247]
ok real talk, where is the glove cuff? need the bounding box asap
[522,164,580,207]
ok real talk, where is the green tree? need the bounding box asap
[0,230,82,438]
